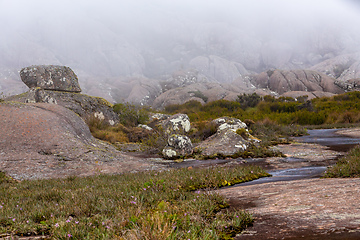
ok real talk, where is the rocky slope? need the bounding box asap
[0,102,163,180]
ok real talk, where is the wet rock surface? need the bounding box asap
[217,129,360,239]
[220,178,360,240]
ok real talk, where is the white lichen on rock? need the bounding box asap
[214,117,247,132]
[162,148,177,158]
[94,112,105,121]
[169,117,191,132]
[138,124,153,131]
[164,114,191,134]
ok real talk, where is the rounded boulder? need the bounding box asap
[20,65,81,92]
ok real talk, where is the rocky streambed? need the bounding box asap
[216,128,360,239]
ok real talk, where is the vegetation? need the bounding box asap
[324,146,360,178]
[236,93,261,110]
[188,90,208,103]
[164,91,360,126]
[85,91,360,160]
[0,92,4,102]
[85,115,129,143]
[113,103,149,127]
[0,165,269,239]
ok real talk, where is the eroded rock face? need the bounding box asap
[189,55,249,83]
[20,65,81,92]
[250,69,344,95]
[281,91,336,100]
[162,134,193,159]
[152,81,252,109]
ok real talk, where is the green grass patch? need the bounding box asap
[324,146,360,178]
[0,165,269,239]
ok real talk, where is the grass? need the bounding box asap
[0,165,270,240]
[324,146,360,178]
[249,118,307,147]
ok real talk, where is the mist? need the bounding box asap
[1,0,360,101]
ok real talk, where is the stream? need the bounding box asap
[238,128,360,186]
[167,128,360,185]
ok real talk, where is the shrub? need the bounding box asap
[236,93,261,110]
[324,145,360,178]
[250,118,307,146]
[113,103,149,127]
[85,115,129,143]
[236,128,249,139]
[188,90,208,103]
[190,121,217,142]
[140,125,168,154]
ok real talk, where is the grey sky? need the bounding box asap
[1,0,360,76]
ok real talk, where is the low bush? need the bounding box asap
[236,93,261,110]
[113,103,149,127]
[188,90,208,103]
[190,121,218,143]
[85,115,129,143]
[250,118,307,147]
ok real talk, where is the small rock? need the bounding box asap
[162,114,191,135]
[162,134,193,159]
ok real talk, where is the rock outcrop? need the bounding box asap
[20,65,81,93]
[162,114,191,135]
[7,65,119,125]
[147,113,194,159]
[196,117,259,157]
[212,117,248,132]
[6,88,119,126]
[189,55,249,83]
[152,81,254,109]
[162,134,193,159]
[0,102,159,180]
[160,114,193,158]
[250,69,344,95]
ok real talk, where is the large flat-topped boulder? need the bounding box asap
[20,65,81,92]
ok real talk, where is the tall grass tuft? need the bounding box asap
[324,146,360,178]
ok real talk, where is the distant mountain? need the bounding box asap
[1,0,360,106]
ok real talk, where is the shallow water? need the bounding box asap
[166,129,360,184]
[237,166,328,186]
[234,128,360,186]
[298,129,360,152]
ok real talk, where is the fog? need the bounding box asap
[1,0,360,99]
